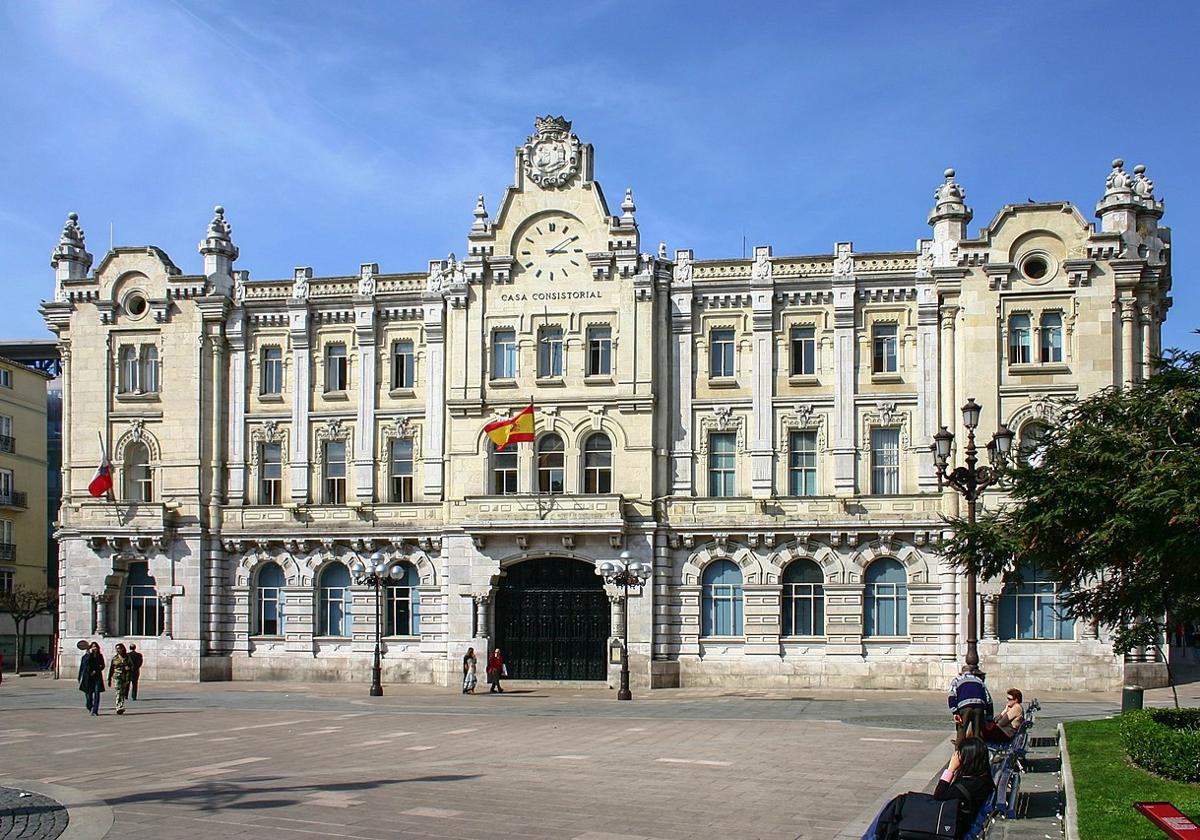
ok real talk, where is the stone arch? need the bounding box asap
[568,414,630,451]
[1005,397,1064,432]
[113,422,161,464]
[767,540,844,585]
[383,546,437,586]
[682,542,762,585]
[848,541,932,584]
[235,550,305,587]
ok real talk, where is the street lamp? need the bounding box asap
[595,550,653,701]
[349,549,405,697]
[932,398,1014,675]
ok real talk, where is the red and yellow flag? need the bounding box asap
[484,403,535,451]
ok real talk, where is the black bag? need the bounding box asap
[895,792,957,840]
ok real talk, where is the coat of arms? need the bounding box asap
[523,115,581,188]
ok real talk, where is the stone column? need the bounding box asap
[1081,617,1099,641]
[472,594,490,638]
[288,301,312,502]
[670,251,695,494]
[749,247,775,498]
[831,246,858,495]
[227,309,248,503]
[981,594,999,641]
[1139,302,1154,381]
[1120,296,1137,386]
[915,278,939,491]
[939,305,958,430]
[93,593,108,637]
[353,292,378,502]
[422,296,447,499]
[160,595,175,639]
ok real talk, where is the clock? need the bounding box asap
[515,213,586,282]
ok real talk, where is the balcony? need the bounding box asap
[64,500,167,532]
[221,502,444,533]
[661,494,948,528]
[0,434,13,453]
[0,490,27,509]
[451,494,627,534]
[0,542,14,561]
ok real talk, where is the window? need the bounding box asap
[872,324,898,373]
[317,563,352,637]
[0,469,12,504]
[491,442,517,495]
[0,568,12,594]
[324,440,346,504]
[325,343,348,392]
[390,438,414,502]
[999,559,1075,641]
[260,443,282,504]
[0,414,12,453]
[782,559,825,636]
[0,367,10,388]
[391,340,414,389]
[123,561,163,636]
[1040,313,1063,363]
[261,347,283,395]
[538,327,563,378]
[701,559,743,637]
[119,346,139,393]
[709,328,735,378]
[789,326,816,376]
[864,558,907,637]
[583,433,612,494]
[708,432,736,497]
[788,431,818,496]
[537,434,565,494]
[124,443,152,502]
[141,346,159,394]
[1008,314,1032,364]
[870,428,900,495]
[255,562,285,636]
[384,562,421,636]
[0,519,13,561]
[1018,422,1050,467]
[492,330,517,380]
[586,326,612,376]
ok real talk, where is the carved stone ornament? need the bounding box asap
[876,401,898,425]
[779,405,826,453]
[316,418,348,442]
[379,415,422,460]
[751,247,772,282]
[523,115,582,189]
[697,408,746,454]
[292,267,311,300]
[233,270,248,303]
[675,249,693,284]
[358,263,377,296]
[916,241,934,278]
[128,418,145,442]
[833,242,854,276]
[713,405,733,431]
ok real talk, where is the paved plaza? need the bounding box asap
[0,677,1147,840]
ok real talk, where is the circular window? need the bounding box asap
[1019,252,1055,284]
[125,294,148,318]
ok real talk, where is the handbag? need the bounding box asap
[501,664,508,677]
[894,792,957,840]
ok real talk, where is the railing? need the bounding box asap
[0,434,13,453]
[0,542,14,561]
[0,491,27,509]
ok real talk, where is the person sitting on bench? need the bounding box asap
[872,738,995,840]
[982,687,1024,743]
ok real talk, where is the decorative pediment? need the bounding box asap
[779,405,827,452]
[861,401,911,449]
[697,406,746,454]
[379,415,422,460]
[249,422,291,466]
[315,418,350,443]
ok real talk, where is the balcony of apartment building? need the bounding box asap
[0,540,14,562]
[0,431,13,453]
[0,489,28,510]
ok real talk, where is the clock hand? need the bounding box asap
[545,235,579,254]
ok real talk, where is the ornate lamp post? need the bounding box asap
[349,550,406,697]
[595,550,653,701]
[932,398,1015,675]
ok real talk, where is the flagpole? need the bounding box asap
[98,430,120,523]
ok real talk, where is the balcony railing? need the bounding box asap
[0,434,13,453]
[0,542,14,561]
[0,491,29,509]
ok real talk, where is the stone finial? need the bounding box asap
[927,167,973,226]
[1096,157,1160,226]
[471,194,489,232]
[1104,158,1135,195]
[658,242,668,260]
[199,205,239,260]
[1131,163,1164,217]
[621,188,637,224]
[50,211,94,286]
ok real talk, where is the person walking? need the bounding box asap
[947,665,992,746]
[462,647,478,694]
[487,647,505,693]
[107,643,134,715]
[128,643,143,700]
[77,641,105,715]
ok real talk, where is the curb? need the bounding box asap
[1058,722,1081,840]
[833,736,951,839]
[0,778,113,840]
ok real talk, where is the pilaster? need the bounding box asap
[227,308,248,503]
[749,246,775,499]
[288,300,312,502]
[422,294,447,500]
[669,250,695,495]
[353,283,378,502]
[831,243,857,495]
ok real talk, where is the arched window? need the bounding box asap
[864,558,907,637]
[1008,314,1032,365]
[782,559,825,636]
[537,434,565,494]
[491,441,517,495]
[1018,421,1050,467]
[583,433,612,494]
[119,346,139,393]
[123,561,163,636]
[124,443,152,502]
[999,559,1075,641]
[1039,312,1063,363]
[701,559,743,637]
[384,562,421,637]
[141,345,160,393]
[255,562,285,636]
[318,563,352,637]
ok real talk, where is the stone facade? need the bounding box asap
[41,120,1171,690]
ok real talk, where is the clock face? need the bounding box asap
[515,213,586,282]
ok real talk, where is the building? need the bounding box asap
[0,353,52,663]
[40,118,1170,690]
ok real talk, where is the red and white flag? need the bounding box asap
[88,437,113,498]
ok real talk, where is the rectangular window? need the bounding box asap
[0,469,14,504]
[1009,315,1032,365]
[586,326,612,376]
[261,347,283,395]
[0,568,13,594]
[1040,313,1063,363]
[390,438,414,503]
[119,346,139,394]
[0,367,10,388]
[324,440,346,504]
[870,428,900,495]
[709,328,735,378]
[260,443,282,505]
[708,432,737,497]
[492,330,517,380]
[0,519,13,563]
[325,343,348,392]
[789,326,816,376]
[872,324,898,373]
[538,326,563,378]
[258,586,282,636]
[492,448,518,495]
[788,431,818,496]
[391,340,414,389]
[141,346,160,394]
[0,414,12,454]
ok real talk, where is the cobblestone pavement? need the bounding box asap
[0,787,68,840]
[0,679,1125,840]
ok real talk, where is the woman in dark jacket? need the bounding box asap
[932,737,995,838]
[77,641,105,716]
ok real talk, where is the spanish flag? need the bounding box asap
[485,403,535,451]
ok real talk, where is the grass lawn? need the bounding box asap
[1065,717,1200,839]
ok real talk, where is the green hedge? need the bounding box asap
[1120,708,1200,783]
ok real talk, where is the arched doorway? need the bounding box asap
[494,558,609,681]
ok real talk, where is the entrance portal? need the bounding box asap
[494,558,610,681]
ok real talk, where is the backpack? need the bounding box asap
[875,784,969,840]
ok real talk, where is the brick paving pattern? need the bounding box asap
[0,787,68,840]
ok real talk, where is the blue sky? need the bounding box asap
[1,1,1196,349]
